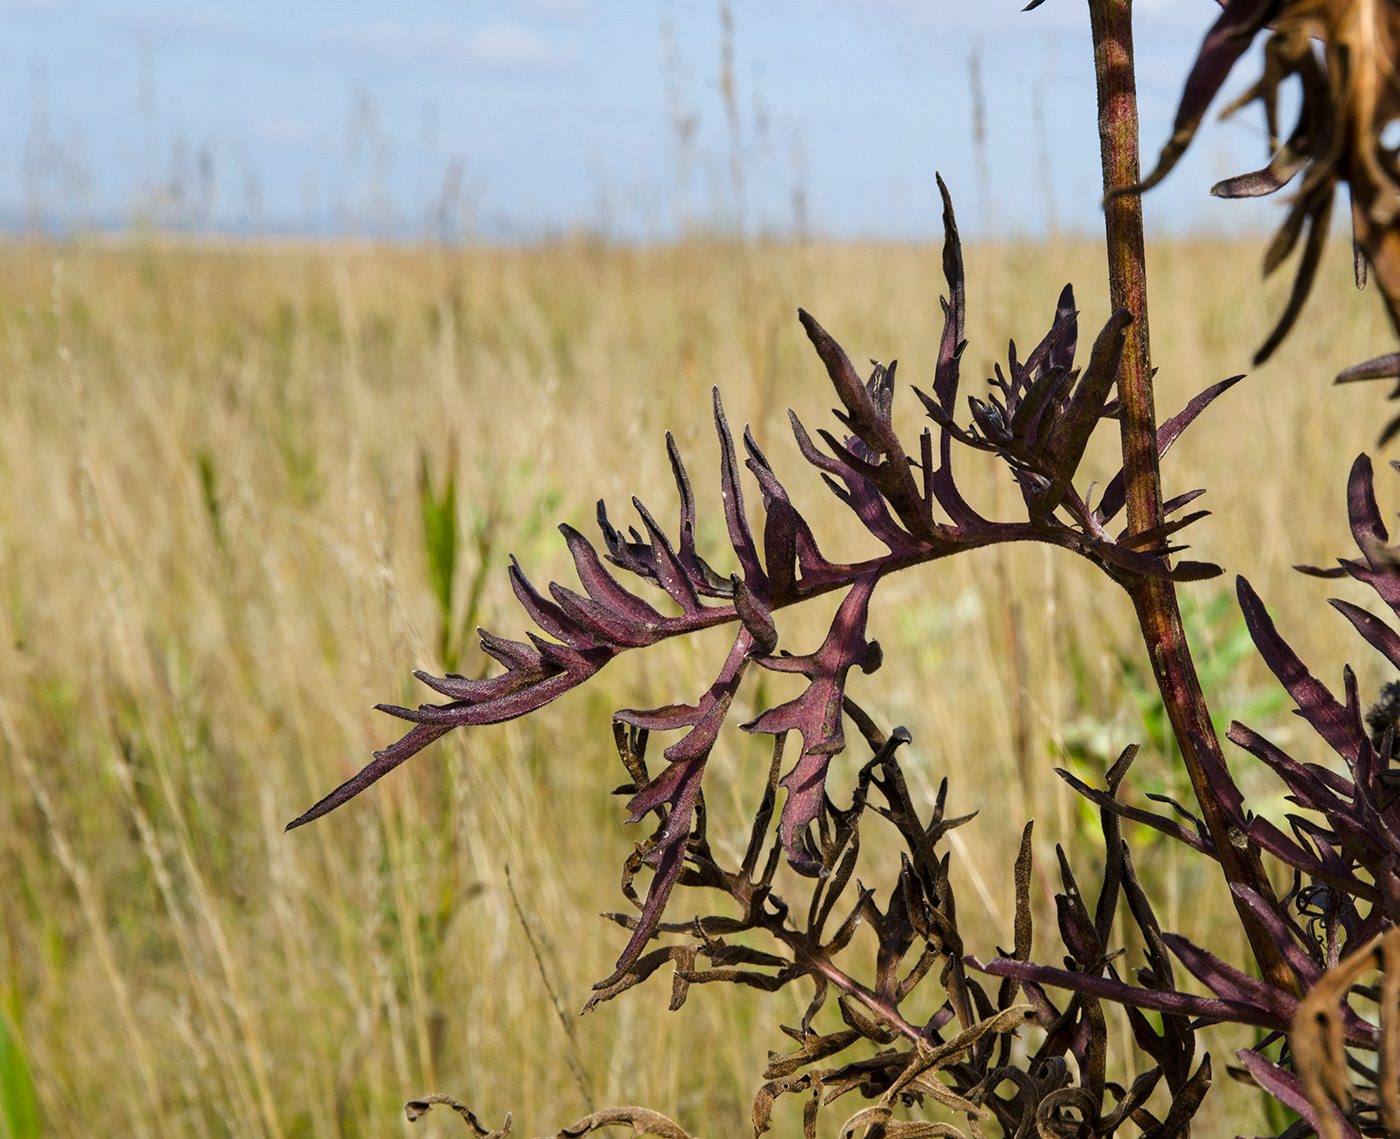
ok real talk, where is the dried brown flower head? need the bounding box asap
[1120,0,1400,375]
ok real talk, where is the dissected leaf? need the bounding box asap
[744,574,883,871]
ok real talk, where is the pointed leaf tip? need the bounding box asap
[1336,353,1400,384]
[287,722,454,830]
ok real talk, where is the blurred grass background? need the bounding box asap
[0,232,1394,1138]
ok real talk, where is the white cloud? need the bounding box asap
[517,0,590,18]
[1134,0,1219,31]
[798,0,1219,38]
[470,23,556,67]
[799,0,1087,35]
[103,6,241,39]
[253,113,313,144]
[321,21,567,71]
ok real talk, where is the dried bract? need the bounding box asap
[1115,0,1400,385]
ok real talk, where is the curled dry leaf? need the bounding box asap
[552,1106,700,1139]
[404,1094,512,1139]
[836,1106,968,1139]
[404,1096,697,1139]
[1290,928,1400,1139]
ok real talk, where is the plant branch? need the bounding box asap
[780,924,926,1046]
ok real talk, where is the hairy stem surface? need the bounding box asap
[1086,0,1295,993]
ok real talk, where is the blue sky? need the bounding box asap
[0,0,1286,240]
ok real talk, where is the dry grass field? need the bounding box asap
[0,232,1395,1138]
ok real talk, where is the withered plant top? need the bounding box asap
[1113,0,1400,435]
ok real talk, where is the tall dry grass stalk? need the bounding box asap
[0,233,1391,1135]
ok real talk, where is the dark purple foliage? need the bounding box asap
[595,710,1217,1139]
[299,169,1400,1138]
[741,573,882,875]
[286,180,1246,982]
[974,454,1400,1137]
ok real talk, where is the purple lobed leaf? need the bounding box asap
[548,584,657,648]
[377,659,612,727]
[1047,282,1079,377]
[595,499,657,583]
[1003,304,1079,454]
[788,412,922,555]
[479,629,547,672]
[259,642,518,845]
[559,524,669,625]
[743,427,845,600]
[1329,598,1400,672]
[797,309,890,455]
[1057,767,1215,855]
[1237,576,1362,765]
[285,723,455,831]
[921,174,991,534]
[1246,813,1380,902]
[1212,166,1299,201]
[712,388,768,596]
[1161,933,1299,1020]
[1336,352,1400,385]
[731,574,779,656]
[1344,453,1388,551]
[664,431,729,596]
[414,638,553,702]
[510,556,596,648]
[1336,455,1400,609]
[1236,1050,1365,1139]
[607,630,756,976]
[1227,721,1356,821]
[932,173,966,415]
[525,633,606,675]
[928,427,985,530]
[1230,885,1322,989]
[631,497,705,616]
[743,574,882,869]
[301,174,1260,857]
[968,957,1289,1033]
[620,629,754,768]
[610,756,707,978]
[1097,375,1243,526]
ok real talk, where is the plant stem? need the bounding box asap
[1086,0,1296,993]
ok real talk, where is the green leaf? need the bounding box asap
[0,984,39,1139]
[420,450,460,668]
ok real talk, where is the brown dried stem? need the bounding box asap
[1087,0,1296,995]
